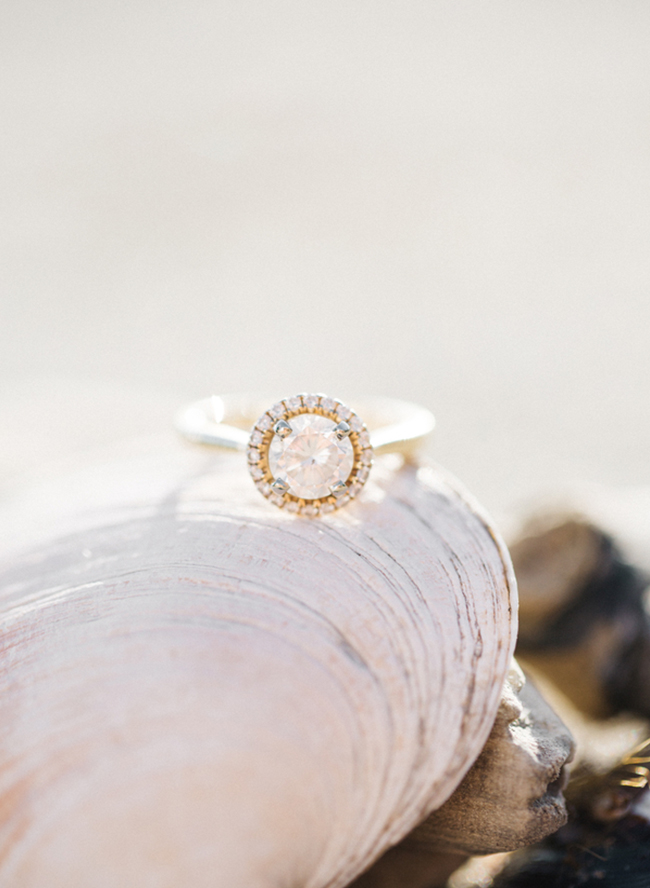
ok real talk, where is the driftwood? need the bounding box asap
[0,438,518,886]
[490,737,650,888]
[467,510,650,888]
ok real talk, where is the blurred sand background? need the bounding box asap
[1,1,649,523]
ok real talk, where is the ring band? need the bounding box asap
[176,393,434,516]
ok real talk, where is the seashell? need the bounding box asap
[0,441,516,887]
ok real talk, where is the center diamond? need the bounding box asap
[268,414,354,500]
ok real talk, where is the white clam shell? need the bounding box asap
[0,441,517,887]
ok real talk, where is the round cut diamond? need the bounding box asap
[268,414,354,500]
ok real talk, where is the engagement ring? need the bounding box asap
[176,394,434,516]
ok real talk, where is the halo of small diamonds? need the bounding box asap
[247,394,374,516]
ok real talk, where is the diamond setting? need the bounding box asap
[269,414,354,499]
[247,394,374,516]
